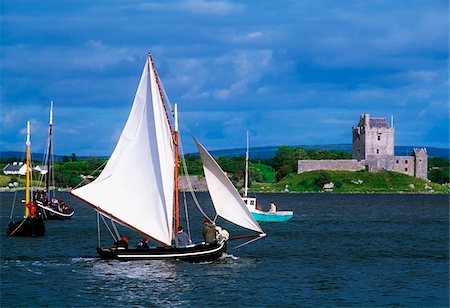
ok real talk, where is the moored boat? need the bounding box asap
[35,101,74,220]
[242,132,294,223]
[6,121,46,237]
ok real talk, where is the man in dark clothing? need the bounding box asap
[114,235,129,249]
[174,226,191,247]
[136,237,149,249]
[202,219,216,244]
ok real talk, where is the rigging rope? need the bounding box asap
[97,211,101,247]
[111,220,121,239]
[8,218,27,237]
[72,160,108,190]
[230,236,265,250]
[9,150,26,220]
[178,136,212,221]
[182,189,192,242]
[100,213,118,242]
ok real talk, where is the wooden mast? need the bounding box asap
[173,104,179,233]
[148,53,179,238]
[25,121,31,217]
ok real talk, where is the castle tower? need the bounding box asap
[352,114,395,170]
[413,148,428,179]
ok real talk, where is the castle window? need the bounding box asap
[396,160,399,164]
[405,168,408,172]
[377,136,381,141]
[405,160,408,164]
[376,149,379,154]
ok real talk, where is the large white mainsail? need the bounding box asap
[194,138,264,234]
[72,55,175,246]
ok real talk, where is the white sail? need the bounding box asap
[72,55,175,246]
[194,138,264,234]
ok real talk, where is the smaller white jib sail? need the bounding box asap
[194,138,264,234]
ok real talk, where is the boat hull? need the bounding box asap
[251,211,294,222]
[96,241,226,263]
[36,201,74,220]
[6,217,46,237]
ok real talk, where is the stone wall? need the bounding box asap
[178,175,208,191]
[392,156,415,176]
[298,159,366,173]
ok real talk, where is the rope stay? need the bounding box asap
[100,213,118,242]
[8,218,27,237]
[111,219,121,239]
[230,236,265,250]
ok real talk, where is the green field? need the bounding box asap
[251,170,450,193]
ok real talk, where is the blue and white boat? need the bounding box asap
[242,132,294,223]
[242,196,293,222]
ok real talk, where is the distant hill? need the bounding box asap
[208,144,450,160]
[1,145,448,161]
[0,151,96,162]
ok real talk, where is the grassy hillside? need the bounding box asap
[251,170,450,193]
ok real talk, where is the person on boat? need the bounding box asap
[136,237,149,249]
[114,235,129,249]
[59,201,69,212]
[256,204,263,211]
[269,202,277,213]
[44,188,49,201]
[26,202,37,218]
[202,219,216,244]
[174,226,191,247]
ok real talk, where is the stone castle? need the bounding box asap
[298,114,428,179]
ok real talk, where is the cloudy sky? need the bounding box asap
[1,0,449,156]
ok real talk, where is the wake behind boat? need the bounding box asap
[71,53,265,262]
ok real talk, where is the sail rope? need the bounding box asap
[9,150,27,220]
[100,214,118,242]
[178,136,212,221]
[230,235,265,250]
[9,193,18,220]
[182,190,192,242]
[8,218,27,237]
[72,160,108,190]
[111,220,121,239]
[97,211,101,247]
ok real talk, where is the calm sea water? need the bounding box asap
[1,192,448,307]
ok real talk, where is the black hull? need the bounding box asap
[97,242,226,263]
[7,217,46,237]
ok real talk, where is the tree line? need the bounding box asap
[1,147,448,188]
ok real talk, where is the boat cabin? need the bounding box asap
[243,197,258,211]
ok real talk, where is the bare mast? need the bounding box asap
[244,131,249,198]
[46,101,53,195]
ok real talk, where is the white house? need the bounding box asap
[2,162,27,175]
[34,165,48,175]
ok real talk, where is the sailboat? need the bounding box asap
[35,102,74,220]
[242,132,294,223]
[7,121,46,237]
[71,53,265,262]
